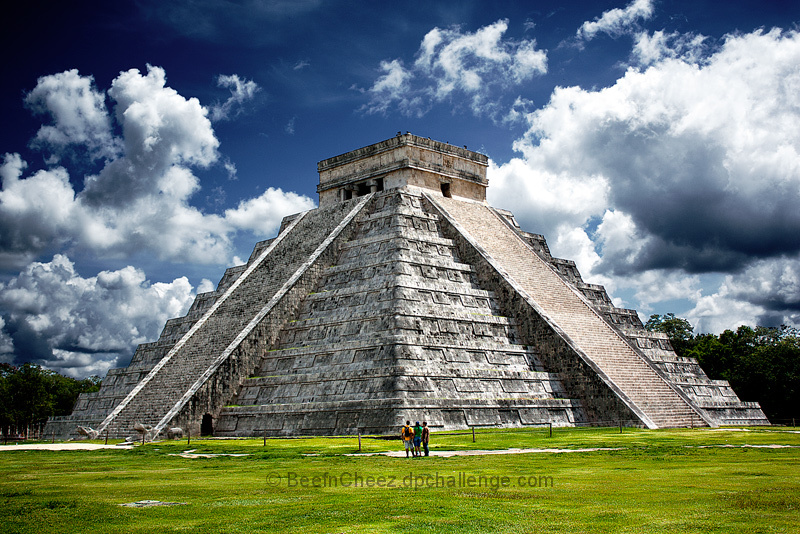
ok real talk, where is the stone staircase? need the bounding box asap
[429,195,706,429]
[497,210,767,426]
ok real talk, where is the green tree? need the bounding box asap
[645,313,696,356]
[46,372,101,416]
[686,333,734,381]
[646,316,799,423]
[688,325,800,422]
[6,363,53,435]
[0,364,13,436]
[0,364,102,437]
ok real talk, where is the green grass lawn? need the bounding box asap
[1,427,798,533]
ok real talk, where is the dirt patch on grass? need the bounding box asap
[0,443,133,451]
[348,447,625,458]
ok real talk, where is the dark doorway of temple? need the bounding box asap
[201,413,213,436]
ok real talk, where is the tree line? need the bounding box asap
[645,314,799,423]
[0,363,101,439]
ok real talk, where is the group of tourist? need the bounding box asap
[400,420,430,457]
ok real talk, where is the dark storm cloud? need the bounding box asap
[2,315,53,365]
[597,126,800,273]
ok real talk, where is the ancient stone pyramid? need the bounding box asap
[46,134,768,439]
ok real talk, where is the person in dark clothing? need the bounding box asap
[421,421,430,456]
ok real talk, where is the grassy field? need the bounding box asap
[1,426,798,533]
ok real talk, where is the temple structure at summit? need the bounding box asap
[45,133,769,439]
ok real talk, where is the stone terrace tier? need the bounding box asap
[217,190,583,435]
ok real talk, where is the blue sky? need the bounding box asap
[2,0,800,377]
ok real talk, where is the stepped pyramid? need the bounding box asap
[45,134,768,439]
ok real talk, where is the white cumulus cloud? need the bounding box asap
[687,256,800,333]
[364,19,547,119]
[210,74,261,121]
[632,30,708,66]
[0,66,313,269]
[0,66,314,375]
[224,187,316,235]
[489,28,800,332]
[577,0,655,41]
[0,155,77,266]
[24,69,120,162]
